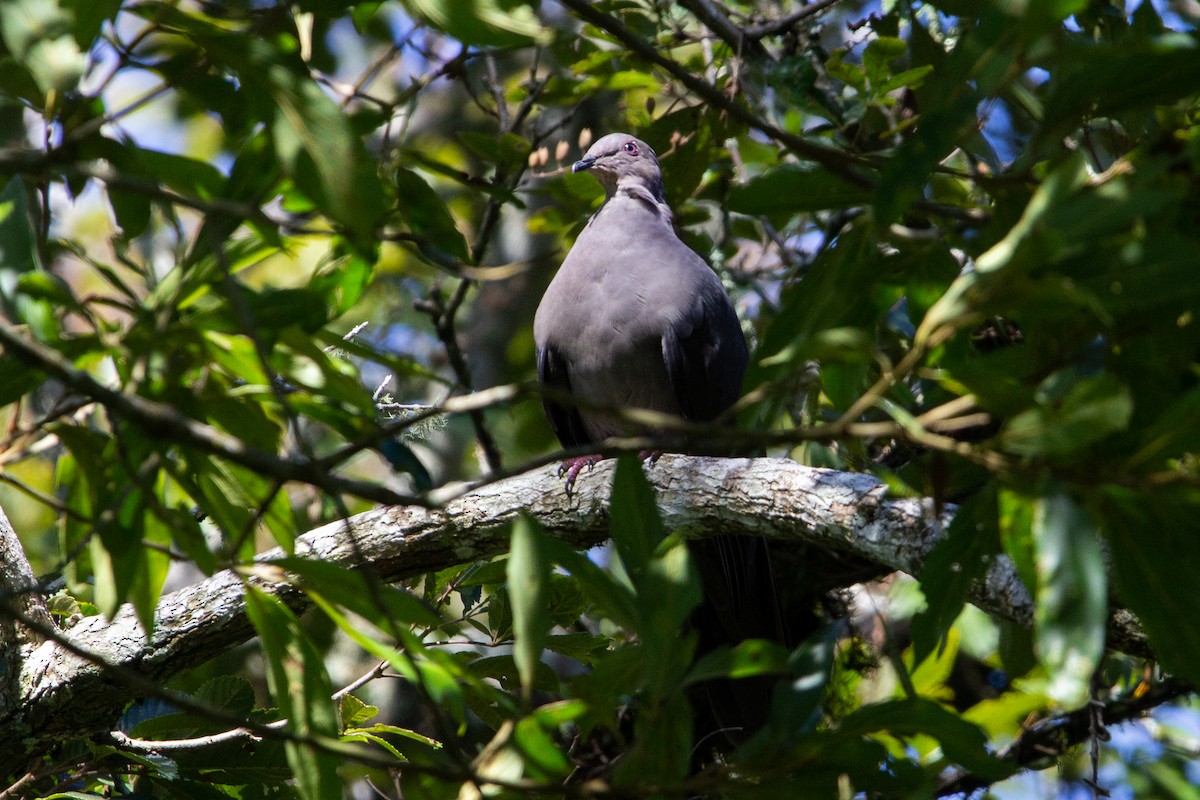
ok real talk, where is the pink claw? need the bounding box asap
[559,455,603,494]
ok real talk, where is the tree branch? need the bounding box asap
[557,0,871,187]
[0,456,1157,772]
[936,675,1194,796]
[0,320,423,508]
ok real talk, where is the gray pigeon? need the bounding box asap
[534,132,785,746]
[535,132,747,450]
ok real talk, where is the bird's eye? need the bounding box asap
[622,141,639,155]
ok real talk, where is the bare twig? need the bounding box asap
[936,676,1192,796]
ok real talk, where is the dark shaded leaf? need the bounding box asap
[393,166,470,262]
[840,697,1012,779]
[1101,486,1200,688]
[911,486,1001,664]
[727,164,871,216]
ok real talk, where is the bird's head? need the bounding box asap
[572,133,665,202]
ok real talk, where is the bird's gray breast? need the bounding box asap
[534,200,700,438]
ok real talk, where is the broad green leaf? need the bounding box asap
[392,167,470,262]
[270,556,442,629]
[873,93,980,224]
[131,481,174,635]
[131,676,257,741]
[1031,484,1106,707]
[1001,373,1133,458]
[908,627,959,703]
[749,627,838,751]
[310,247,375,316]
[1039,38,1200,144]
[402,0,550,47]
[862,36,906,92]
[840,697,1011,779]
[0,177,54,338]
[244,586,342,800]
[685,639,792,684]
[635,538,700,677]
[542,537,643,633]
[911,486,1001,663]
[0,0,86,94]
[727,164,871,215]
[508,515,552,701]
[917,154,1091,344]
[66,0,121,47]
[513,716,572,778]
[749,223,876,396]
[91,486,145,621]
[1101,486,1200,687]
[612,692,692,787]
[339,694,379,728]
[258,58,387,242]
[608,456,664,578]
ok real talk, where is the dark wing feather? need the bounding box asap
[662,292,748,423]
[536,344,592,448]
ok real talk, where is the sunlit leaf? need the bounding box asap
[1031,484,1106,707]
[508,515,551,701]
[244,587,343,800]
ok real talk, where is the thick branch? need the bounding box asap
[0,503,54,721]
[0,456,1152,772]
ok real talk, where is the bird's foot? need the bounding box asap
[639,450,663,466]
[558,455,603,494]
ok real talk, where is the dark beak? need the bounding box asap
[572,156,596,173]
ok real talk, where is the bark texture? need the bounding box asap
[0,456,1146,771]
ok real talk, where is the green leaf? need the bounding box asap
[1039,38,1200,144]
[916,154,1091,343]
[873,92,979,224]
[1031,484,1106,707]
[244,586,342,800]
[0,0,86,94]
[259,57,387,241]
[91,487,146,621]
[508,515,552,701]
[612,692,692,786]
[609,455,665,578]
[310,246,375,316]
[542,537,639,632]
[392,166,469,262]
[863,36,906,91]
[0,177,54,338]
[131,677,257,741]
[513,716,572,777]
[740,627,837,756]
[1101,486,1200,688]
[840,697,1012,780]
[911,486,1001,663]
[685,639,792,684]
[339,693,379,728]
[401,0,550,48]
[270,556,443,629]
[1001,372,1133,458]
[727,164,871,215]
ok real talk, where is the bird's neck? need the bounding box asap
[611,176,671,221]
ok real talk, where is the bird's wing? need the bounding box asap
[661,277,749,424]
[536,343,592,448]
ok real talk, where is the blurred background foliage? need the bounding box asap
[1,0,1200,797]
